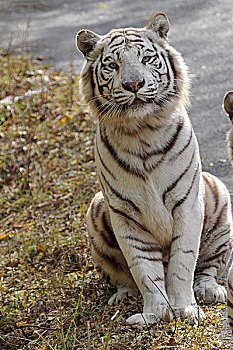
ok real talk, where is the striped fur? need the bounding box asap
[76,13,233,325]
[223,91,233,332]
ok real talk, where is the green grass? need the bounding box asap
[0,50,231,349]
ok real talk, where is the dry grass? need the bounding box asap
[0,50,232,349]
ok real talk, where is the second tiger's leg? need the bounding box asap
[194,172,233,304]
[86,191,138,305]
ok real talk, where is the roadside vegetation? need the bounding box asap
[0,50,231,349]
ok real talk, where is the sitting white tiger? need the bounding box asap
[76,13,233,325]
[223,91,233,332]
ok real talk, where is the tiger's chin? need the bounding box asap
[123,102,154,118]
[125,100,162,120]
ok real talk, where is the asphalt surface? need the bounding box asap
[1,0,233,345]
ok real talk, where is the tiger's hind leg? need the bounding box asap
[86,191,138,305]
[194,172,233,304]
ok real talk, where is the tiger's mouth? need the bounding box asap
[132,97,144,105]
[131,96,155,107]
[119,96,155,111]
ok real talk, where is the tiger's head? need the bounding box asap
[223,91,233,123]
[223,91,233,164]
[76,13,189,122]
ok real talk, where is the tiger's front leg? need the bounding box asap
[166,196,206,324]
[109,208,172,325]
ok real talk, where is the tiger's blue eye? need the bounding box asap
[142,56,151,64]
[109,62,119,70]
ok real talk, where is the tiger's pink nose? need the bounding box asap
[122,79,145,93]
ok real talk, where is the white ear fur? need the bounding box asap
[76,30,100,57]
[146,12,170,38]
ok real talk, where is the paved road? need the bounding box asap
[1,0,233,344]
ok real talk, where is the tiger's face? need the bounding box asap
[95,34,175,113]
[77,13,189,120]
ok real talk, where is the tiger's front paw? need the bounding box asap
[126,304,172,325]
[126,313,158,325]
[194,283,226,304]
[173,304,205,325]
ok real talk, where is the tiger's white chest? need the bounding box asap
[95,110,198,246]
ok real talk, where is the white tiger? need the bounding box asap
[76,13,233,325]
[223,91,233,332]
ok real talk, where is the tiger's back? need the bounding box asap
[76,13,233,325]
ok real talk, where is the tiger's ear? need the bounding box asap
[223,91,233,121]
[146,12,170,38]
[76,30,100,57]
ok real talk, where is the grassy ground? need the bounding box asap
[0,50,232,349]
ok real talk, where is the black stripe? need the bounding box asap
[135,255,163,262]
[173,273,186,281]
[203,249,229,264]
[171,165,199,217]
[213,241,229,255]
[96,143,116,180]
[126,38,144,43]
[163,149,196,204]
[100,170,140,213]
[169,129,193,162]
[194,271,212,278]
[98,176,106,196]
[205,203,228,238]
[100,69,109,82]
[100,126,147,180]
[152,44,158,52]
[124,235,160,246]
[94,61,101,92]
[170,249,195,259]
[153,277,164,282]
[100,230,119,249]
[90,204,98,232]
[182,249,195,255]
[126,32,142,38]
[109,205,151,235]
[227,298,233,309]
[146,115,184,159]
[203,173,219,215]
[131,245,162,253]
[160,51,170,90]
[145,48,155,54]
[89,198,119,249]
[108,34,124,44]
[228,280,233,294]
[89,67,96,97]
[172,235,182,243]
[95,198,104,218]
[180,263,191,273]
[90,236,123,271]
[142,279,153,293]
[110,40,125,50]
[101,213,119,249]
[167,50,178,94]
[102,55,113,63]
